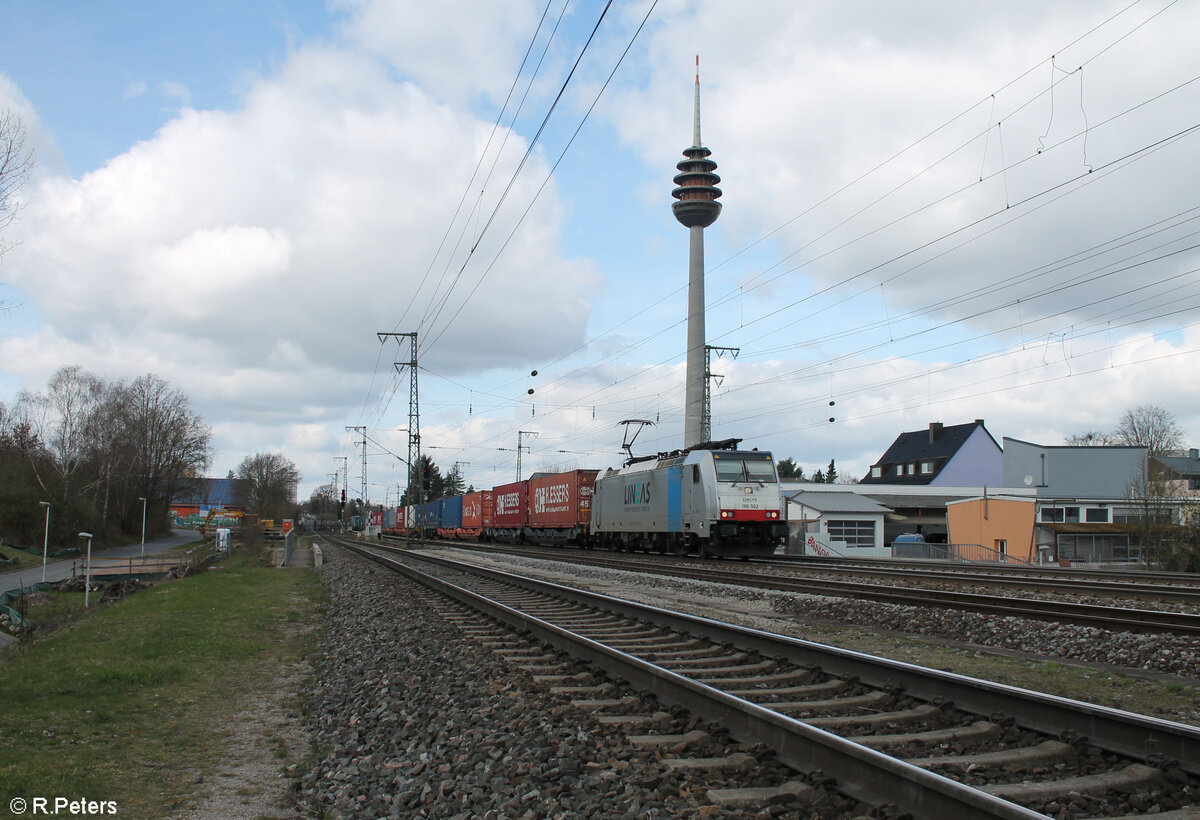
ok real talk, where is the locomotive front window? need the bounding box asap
[713,454,778,483]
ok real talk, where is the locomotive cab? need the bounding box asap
[685,449,788,555]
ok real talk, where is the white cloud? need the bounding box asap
[4,1,1199,501]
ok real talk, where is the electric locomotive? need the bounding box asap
[589,438,787,557]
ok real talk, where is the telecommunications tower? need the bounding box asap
[671,56,722,449]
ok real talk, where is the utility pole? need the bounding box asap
[454,461,471,493]
[346,426,367,508]
[516,431,538,481]
[703,345,739,444]
[381,332,421,510]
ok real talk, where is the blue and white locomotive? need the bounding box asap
[589,438,787,557]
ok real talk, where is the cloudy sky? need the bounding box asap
[2,0,1198,503]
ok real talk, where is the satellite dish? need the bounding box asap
[1023,475,1033,486]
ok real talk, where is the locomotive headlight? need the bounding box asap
[766,511,779,519]
[743,486,753,494]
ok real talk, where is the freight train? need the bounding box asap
[382,439,788,557]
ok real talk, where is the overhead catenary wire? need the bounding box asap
[357,0,1200,489]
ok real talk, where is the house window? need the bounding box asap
[870,466,882,478]
[920,461,934,474]
[1190,477,1200,491]
[826,520,876,549]
[906,463,916,476]
[1040,507,1064,523]
[995,539,1007,555]
[1064,506,1080,523]
[1085,508,1109,523]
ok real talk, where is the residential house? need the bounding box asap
[859,420,1002,486]
[999,438,1151,563]
[1154,448,1200,498]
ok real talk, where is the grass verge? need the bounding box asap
[0,543,324,819]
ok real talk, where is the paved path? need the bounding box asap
[0,529,199,593]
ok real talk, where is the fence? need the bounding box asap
[76,540,227,579]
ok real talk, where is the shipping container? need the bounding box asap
[489,480,529,539]
[416,499,441,528]
[460,490,493,538]
[439,495,463,533]
[528,470,598,534]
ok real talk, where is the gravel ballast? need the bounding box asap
[300,546,872,819]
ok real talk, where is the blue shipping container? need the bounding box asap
[440,496,463,529]
[416,500,441,527]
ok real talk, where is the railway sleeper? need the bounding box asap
[770,689,892,716]
[654,651,752,670]
[660,752,756,773]
[908,739,1077,772]
[855,719,1004,750]
[687,659,780,679]
[607,636,705,652]
[627,729,711,750]
[709,666,821,688]
[638,644,730,661]
[983,762,1165,803]
[808,702,942,730]
[726,678,852,702]
[706,781,816,810]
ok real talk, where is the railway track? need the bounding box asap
[761,556,1200,604]
[392,538,1200,636]
[332,535,1200,819]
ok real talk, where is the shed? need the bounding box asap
[785,490,892,557]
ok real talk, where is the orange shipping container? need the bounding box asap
[461,490,493,530]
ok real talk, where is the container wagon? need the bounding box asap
[459,490,493,540]
[437,495,464,539]
[488,480,530,542]
[527,470,598,545]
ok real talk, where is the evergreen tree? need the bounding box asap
[776,457,801,480]
[826,458,838,484]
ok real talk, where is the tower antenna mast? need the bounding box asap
[672,55,722,449]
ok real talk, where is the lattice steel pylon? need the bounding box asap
[516,430,538,481]
[345,425,366,507]
[381,332,420,508]
[703,345,738,444]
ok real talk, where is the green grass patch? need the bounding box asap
[0,545,325,818]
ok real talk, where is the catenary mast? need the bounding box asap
[671,56,722,449]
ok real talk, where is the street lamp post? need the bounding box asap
[79,532,94,611]
[138,497,147,557]
[39,501,50,583]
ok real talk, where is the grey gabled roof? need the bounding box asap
[1154,453,1200,478]
[786,490,892,514]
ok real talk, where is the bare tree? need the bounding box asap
[123,373,212,513]
[1,110,35,257]
[236,452,300,521]
[1064,431,1114,446]
[1112,405,1184,457]
[16,365,105,502]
